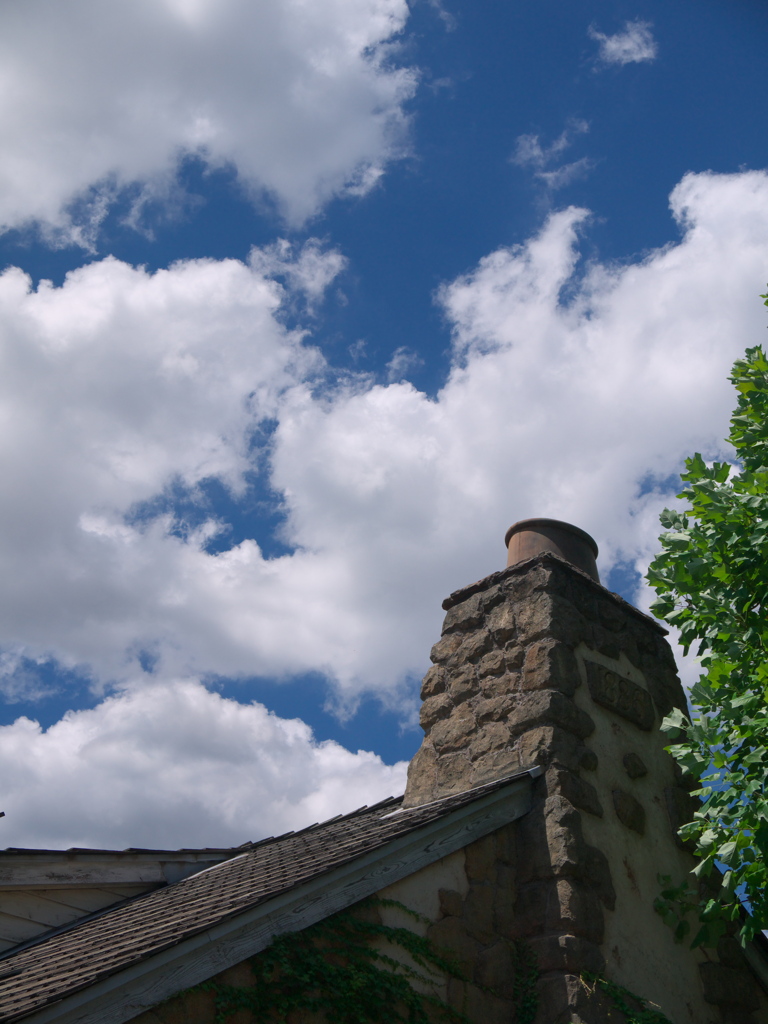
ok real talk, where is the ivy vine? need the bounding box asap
[509,938,539,1024]
[194,897,539,1024]
[580,973,674,1024]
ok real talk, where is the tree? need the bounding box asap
[647,309,768,946]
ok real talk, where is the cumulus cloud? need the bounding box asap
[0,679,407,849]
[0,173,767,715]
[511,120,593,191]
[386,346,424,382]
[0,241,334,687]
[589,19,658,66]
[0,0,415,242]
[268,170,768,695]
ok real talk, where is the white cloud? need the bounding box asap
[268,170,768,695]
[0,173,766,716]
[386,346,424,382]
[0,679,407,849]
[0,0,415,242]
[511,120,593,191]
[589,19,658,66]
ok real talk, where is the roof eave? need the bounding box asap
[18,768,540,1024]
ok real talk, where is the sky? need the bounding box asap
[1,0,768,851]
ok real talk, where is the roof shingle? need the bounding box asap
[0,772,535,1023]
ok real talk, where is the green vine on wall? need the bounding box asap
[196,898,539,1024]
[510,938,539,1024]
[580,973,674,1024]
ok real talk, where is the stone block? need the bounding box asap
[441,591,484,634]
[717,935,748,969]
[435,751,473,794]
[514,591,554,643]
[480,582,506,611]
[622,752,648,779]
[546,767,603,818]
[516,725,583,773]
[474,939,515,997]
[505,643,525,670]
[430,706,476,753]
[508,689,596,740]
[519,797,615,905]
[486,601,517,644]
[527,933,605,975]
[447,664,477,702]
[598,599,625,633]
[532,971,581,1024]
[699,962,760,1010]
[560,573,597,619]
[505,561,552,601]
[644,666,687,720]
[584,661,655,731]
[612,789,646,835]
[427,915,481,974]
[402,744,437,806]
[475,693,515,722]
[494,822,517,865]
[522,640,579,696]
[477,649,506,678]
[494,887,517,939]
[420,664,445,699]
[580,845,616,910]
[470,747,520,786]
[438,887,464,918]
[547,592,591,645]
[462,882,497,944]
[464,834,497,883]
[447,979,511,1024]
[596,640,621,661]
[478,671,517,699]
[430,632,464,665]
[579,748,598,771]
[664,786,697,847]
[550,970,641,1024]
[460,630,494,664]
[555,879,604,943]
[515,879,605,944]
[420,693,454,730]
[468,721,512,762]
[495,863,516,894]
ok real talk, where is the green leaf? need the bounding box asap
[648,336,768,943]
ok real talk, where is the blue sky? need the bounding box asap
[1,0,768,850]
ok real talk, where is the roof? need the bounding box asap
[0,847,243,955]
[0,769,539,1024]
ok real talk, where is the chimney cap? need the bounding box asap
[504,518,599,581]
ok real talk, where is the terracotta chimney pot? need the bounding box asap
[504,517,600,582]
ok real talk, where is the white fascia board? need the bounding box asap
[21,771,539,1024]
[0,853,235,890]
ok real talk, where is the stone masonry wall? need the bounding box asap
[403,552,768,1024]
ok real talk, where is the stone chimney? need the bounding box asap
[403,519,767,1023]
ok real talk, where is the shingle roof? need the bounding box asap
[0,771,535,1023]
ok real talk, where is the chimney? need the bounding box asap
[403,520,767,1023]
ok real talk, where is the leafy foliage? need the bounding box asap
[646,325,768,944]
[580,973,674,1024]
[197,898,539,1024]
